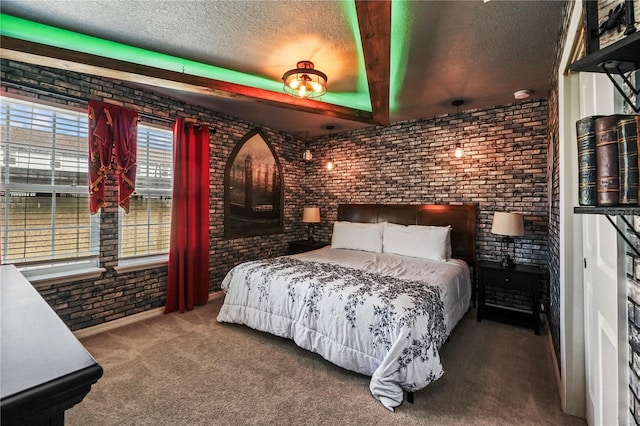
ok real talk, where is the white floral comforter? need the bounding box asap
[217,247,471,411]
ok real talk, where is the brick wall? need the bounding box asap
[1,59,306,330]
[304,100,550,310]
[2,58,550,330]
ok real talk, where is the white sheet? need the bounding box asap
[217,246,471,410]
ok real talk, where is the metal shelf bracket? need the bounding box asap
[600,62,640,113]
[605,214,640,258]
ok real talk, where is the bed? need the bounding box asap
[217,204,477,411]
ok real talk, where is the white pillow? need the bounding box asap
[383,223,452,262]
[331,221,384,253]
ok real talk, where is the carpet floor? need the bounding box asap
[67,295,586,425]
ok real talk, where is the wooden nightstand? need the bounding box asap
[288,239,329,254]
[477,260,546,335]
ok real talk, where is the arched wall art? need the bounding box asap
[224,129,283,238]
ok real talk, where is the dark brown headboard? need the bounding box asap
[337,204,477,267]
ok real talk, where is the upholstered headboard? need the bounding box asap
[337,204,477,267]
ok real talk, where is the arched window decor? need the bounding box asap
[224,129,283,238]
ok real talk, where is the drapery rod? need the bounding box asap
[2,81,195,126]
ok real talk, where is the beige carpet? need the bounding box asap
[67,295,585,425]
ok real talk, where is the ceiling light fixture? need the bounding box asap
[303,149,313,161]
[514,89,531,100]
[302,131,313,161]
[326,125,335,171]
[452,100,464,158]
[282,60,328,99]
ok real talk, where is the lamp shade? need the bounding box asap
[302,207,320,223]
[491,212,524,237]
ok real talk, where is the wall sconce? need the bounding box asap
[452,99,464,158]
[491,211,524,268]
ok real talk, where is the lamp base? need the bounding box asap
[500,255,516,269]
[499,236,516,268]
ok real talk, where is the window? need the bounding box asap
[1,97,174,276]
[0,97,99,269]
[119,125,173,258]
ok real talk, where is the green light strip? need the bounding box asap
[342,0,372,102]
[0,13,371,112]
[390,0,410,112]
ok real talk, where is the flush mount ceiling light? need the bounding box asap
[282,60,328,99]
[514,89,531,100]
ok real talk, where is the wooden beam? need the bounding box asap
[0,36,376,125]
[355,0,391,127]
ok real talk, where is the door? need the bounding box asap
[582,214,624,425]
[580,71,628,426]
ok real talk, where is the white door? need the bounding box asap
[582,214,624,425]
[580,71,628,426]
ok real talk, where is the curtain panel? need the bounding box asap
[164,119,210,314]
[88,100,139,214]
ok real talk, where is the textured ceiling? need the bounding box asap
[0,0,565,137]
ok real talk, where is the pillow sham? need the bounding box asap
[331,221,384,253]
[383,222,452,262]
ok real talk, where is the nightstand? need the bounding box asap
[288,239,329,254]
[477,260,546,335]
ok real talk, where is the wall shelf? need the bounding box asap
[571,32,640,252]
[570,32,640,112]
[574,206,640,216]
[569,32,640,73]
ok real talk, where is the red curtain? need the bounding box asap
[88,101,138,214]
[164,119,210,314]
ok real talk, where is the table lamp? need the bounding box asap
[302,207,320,242]
[491,211,524,268]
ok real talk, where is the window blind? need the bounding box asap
[119,125,173,258]
[0,97,99,266]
